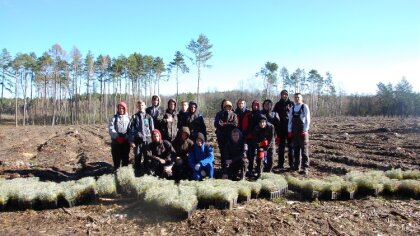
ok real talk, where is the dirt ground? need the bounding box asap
[0,116,419,235]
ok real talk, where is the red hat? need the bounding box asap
[252,100,260,107]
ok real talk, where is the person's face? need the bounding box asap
[281,93,288,100]
[196,138,203,147]
[231,132,240,143]
[181,103,188,112]
[259,120,267,128]
[252,103,259,111]
[294,95,302,103]
[190,105,197,113]
[224,105,232,111]
[152,132,161,142]
[237,101,245,109]
[118,105,125,115]
[138,102,146,112]
[169,101,176,111]
[263,102,270,111]
[181,132,189,140]
[152,98,159,106]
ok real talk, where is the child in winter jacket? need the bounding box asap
[188,132,214,180]
[109,101,130,170]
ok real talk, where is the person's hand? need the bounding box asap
[226,160,233,166]
[259,139,268,147]
[300,132,307,137]
[195,163,201,171]
[130,143,136,148]
[159,158,166,165]
[166,116,173,122]
[288,132,293,138]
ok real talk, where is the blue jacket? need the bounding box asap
[188,143,214,168]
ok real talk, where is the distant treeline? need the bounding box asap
[1,43,418,126]
[1,78,418,126]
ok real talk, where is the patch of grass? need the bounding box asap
[385,169,403,180]
[402,170,420,180]
[115,165,136,195]
[96,174,117,197]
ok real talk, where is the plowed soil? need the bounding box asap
[0,116,419,235]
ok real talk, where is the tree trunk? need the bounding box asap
[15,71,18,127]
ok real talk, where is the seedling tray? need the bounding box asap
[167,204,197,220]
[237,195,251,203]
[356,188,380,198]
[260,187,288,200]
[321,191,341,200]
[340,191,355,200]
[214,197,237,210]
[197,198,214,209]
[302,190,321,200]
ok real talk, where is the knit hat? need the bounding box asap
[117,101,127,115]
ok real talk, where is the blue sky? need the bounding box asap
[1,0,419,95]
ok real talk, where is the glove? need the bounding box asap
[275,137,281,145]
[258,149,265,160]
[288,132,293,138]
[194,164,201,171]
[300,132,307,137]
[259,139,269,147]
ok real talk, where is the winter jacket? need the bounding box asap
[188,143,214,169]
[145,139,176,165]
[223,133,245,164]
[172,127,194,161]
[161,99,178,142]
[274,98,294,121]
[128,111,154,144]
[234,106,251,133]
[214,110,238,136]
[146,95,164,131]
[109,102,130,141]
[253,116,275,150]
[261,99,281,136]
[179,101,207,140]
[244,107,261,140]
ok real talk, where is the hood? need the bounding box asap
[180,126,190,137]
[151,95,161,107]
[188,101,198,114]
[251,100,260,111]
[196,132,205,142]
[220,99,227,111]
[263,99,273,112]
[259,114,267,122]
[223,100,233,110]
[230,128,243,143]
[152,129,162,142]
[117,101,128,115]
[167,98,177,111]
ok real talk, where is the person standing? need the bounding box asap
[188,132,214,180]
[162,98,178,142]
[234,99,251,133]
[179,101,207,142]
[273,90,294,170]
[288,93,311,175]
[177,100,189,129]
[214,100,238,169]
[146,95,164,132]
[243,100,261,177]
[129,100,154,176]
[108,101,130,170]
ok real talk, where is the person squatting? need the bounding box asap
[108,91,311,181]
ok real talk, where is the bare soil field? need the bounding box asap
[0,116,419,235]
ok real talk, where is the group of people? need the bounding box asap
[108,90,311,182]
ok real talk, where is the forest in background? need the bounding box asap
[1,40,419,126]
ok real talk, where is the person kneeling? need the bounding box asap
[222,128,249,180]
[144,129,176,178]
[188,132,214,180]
